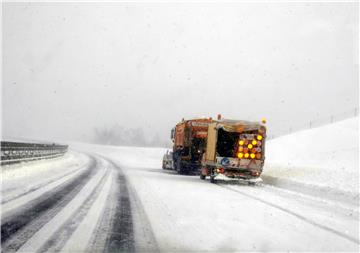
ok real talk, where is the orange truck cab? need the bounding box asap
[200,119,267,183]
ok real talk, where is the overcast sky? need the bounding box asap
[2,2,358,144]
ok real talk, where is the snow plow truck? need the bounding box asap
[200,116,267,184]
[171,118,213,174]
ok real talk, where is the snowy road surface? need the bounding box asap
[1,146,359,252]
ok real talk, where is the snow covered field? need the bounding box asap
[263,116,359,200]
[1,118,359,252]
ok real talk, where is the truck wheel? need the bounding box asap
[179,167,188,175]
[175,159,181,173]
[200,174,206,180]
[210,175,216,184]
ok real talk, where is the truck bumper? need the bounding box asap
[201,166,262,179]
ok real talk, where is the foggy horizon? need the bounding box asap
[2,2,358,146]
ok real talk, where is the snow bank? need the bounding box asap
[263,116,359,196]
[1,151,90,202]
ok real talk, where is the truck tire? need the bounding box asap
[179,166,188,175]
[210,175,216,184]
[176,160,187,175]
[209,167,216,183]
[175,159,181,173]
[200,174,206,180]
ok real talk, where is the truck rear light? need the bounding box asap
[257,135,263,141]
[237,152,244,159]
[247,144,253,149]
[256,153,261,159]
[252,140,257,145]
[216,167,225,173]
[244,153,249,158]
[250,153,255,159]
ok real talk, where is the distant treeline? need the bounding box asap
[93,125,169,147]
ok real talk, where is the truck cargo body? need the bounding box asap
[171,118,212,174]
[201,120,266,183]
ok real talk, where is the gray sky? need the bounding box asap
[2,2,358,144]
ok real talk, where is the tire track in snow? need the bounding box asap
[1,165,85,205]
[2,154,159,253]
[37,167,111,252]
[104,161,135,253]
[1,156,98,252]
[103,159,159,253]
[87,168,119,252]
[16,158,108,253]
[219,184,360,245]
[127,182,160,253]
[1,162,92,217]
[1,154,93,205]
[62,169,113,252]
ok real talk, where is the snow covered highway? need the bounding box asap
[1,141,359,252]
[1,152,157,252]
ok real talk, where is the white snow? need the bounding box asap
[2,165,86,218]
[263,116,359,195]
[71,133,359,252]
[18,158,109,252]
[1,151,90,204]
[2,118,358,252]
[61,169,113,252]
[70,142,166,170]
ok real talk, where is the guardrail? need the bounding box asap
[1,141,68,165]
